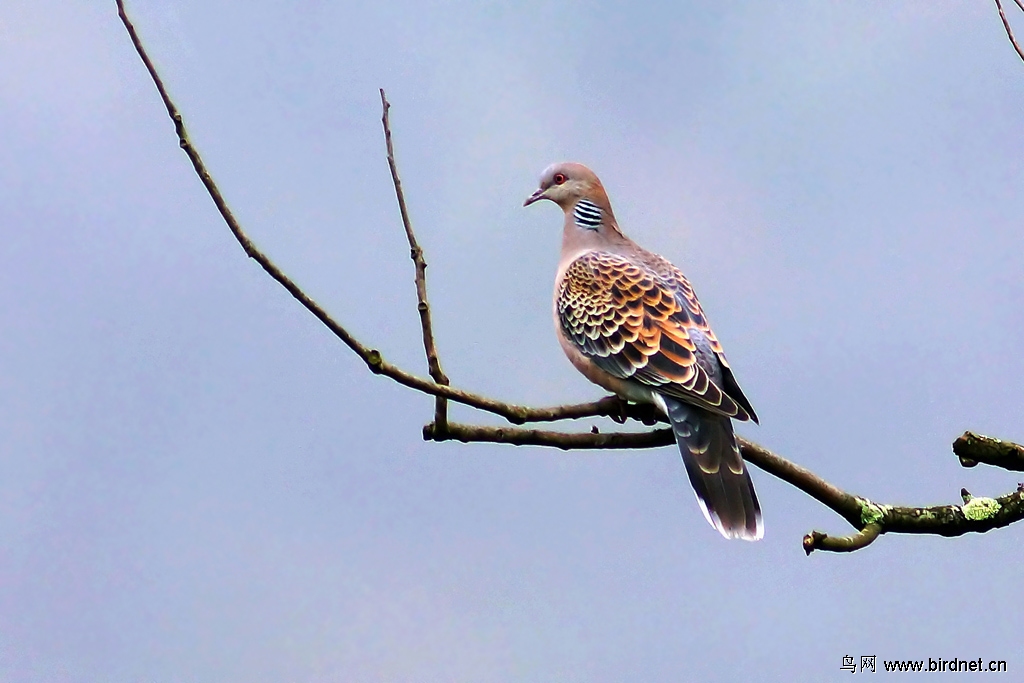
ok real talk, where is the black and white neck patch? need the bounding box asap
[573,199,603,230]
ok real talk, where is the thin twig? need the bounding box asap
[803,525,881,554]
[380,89,450,431]
[995,0,1024,63]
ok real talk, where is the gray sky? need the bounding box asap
[2,1,1023,681]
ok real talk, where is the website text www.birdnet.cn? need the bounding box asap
[839,655,1008,674]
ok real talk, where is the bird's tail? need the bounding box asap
[661,395,763,541]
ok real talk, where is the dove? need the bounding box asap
[525,162,762,540]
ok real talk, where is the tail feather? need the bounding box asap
[660,395,763,541]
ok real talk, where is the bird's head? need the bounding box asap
[523,162,607,210]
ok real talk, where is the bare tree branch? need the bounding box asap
[995,0,1024,63]
[380,90,450,430]
[116,0,1024,555]
[954,431,1024,472]
[804,524,881,554]
[801,487,1024,554]
[424,421,675,450]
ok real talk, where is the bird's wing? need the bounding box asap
[636,251,758,422]
[557,251,753,421]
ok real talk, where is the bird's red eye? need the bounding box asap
[553,173,567,185]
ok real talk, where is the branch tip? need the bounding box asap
[953,431,1024,472]
[995,0,1024,63]
[378,87,451,428]
[803,524,882,555]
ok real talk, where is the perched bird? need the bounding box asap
[525,162,762,540]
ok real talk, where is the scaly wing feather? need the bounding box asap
[557,251,754,421]
[636,251,758,423]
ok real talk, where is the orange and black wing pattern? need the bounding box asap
[557,251,757,422]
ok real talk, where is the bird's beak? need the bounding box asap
[523,188,546,207]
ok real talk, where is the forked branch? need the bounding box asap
[116,0,1024,554]
[380,90,451,430]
